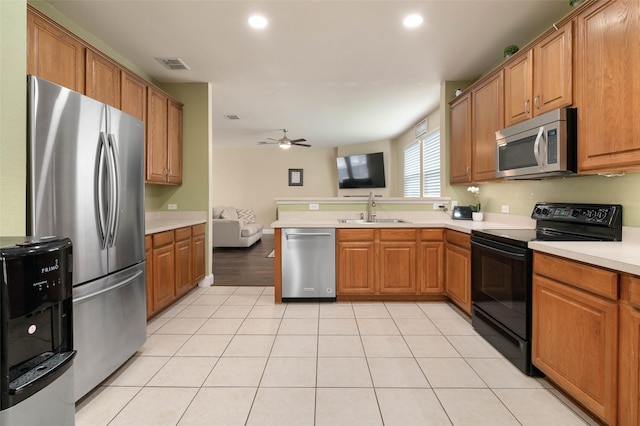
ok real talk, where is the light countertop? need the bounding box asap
[145,211,207,235]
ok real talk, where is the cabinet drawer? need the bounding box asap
[621,274,640,310]
[192,223,205,236]
[174,227,192,241]
[379,228,416,241]
[446,230,470,249]
[420,228,444,241]
[534,253,618,300]
[152,230,174,248]
[337,229,374,242]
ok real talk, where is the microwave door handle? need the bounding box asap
[533,126,545,168]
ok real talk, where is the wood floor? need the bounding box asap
[212,234,274,286]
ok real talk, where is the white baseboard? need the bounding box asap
[263,228,274,235]
[198,274,214,287]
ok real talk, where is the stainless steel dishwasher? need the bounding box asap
[281,228,336,301]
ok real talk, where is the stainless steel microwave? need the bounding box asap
[495,108,577,179]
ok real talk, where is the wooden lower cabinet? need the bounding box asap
[151,230,176,315]
[336,228,444,299]
[336,229,376,295]
[619,274,640,426]
[532,253,618,425]
[419,229,444,294]
[146,224,206,319]
[174,227,193,298]
[445,230,471,315]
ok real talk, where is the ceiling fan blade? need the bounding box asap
[290,138,306,143]
[266,137,279,141]
[292,142,311,147]
[257,141,278,145]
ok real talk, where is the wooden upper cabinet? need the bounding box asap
[449,93,472,184]
[167,99,184,185]
[146,87,169,183]
[471,71,504,182]
[575,0,640,173]
[86,48,121,108]
[27,7,85,92]
[504,50,533,126]
[533,21,573,114]
[120,70,147,122]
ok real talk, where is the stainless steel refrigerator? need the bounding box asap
[27,75,147,401]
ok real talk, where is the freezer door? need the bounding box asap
[28,76,108,285]
[106,106,145,271]
[72,262,146,400]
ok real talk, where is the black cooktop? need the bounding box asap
[472,202,623,247]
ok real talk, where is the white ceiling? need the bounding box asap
[46,0,570,149]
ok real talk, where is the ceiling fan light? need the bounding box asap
[248,14,268,29]
[403,14,423,29]
[279,141,292,149]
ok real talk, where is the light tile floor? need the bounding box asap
[75,285,599,426]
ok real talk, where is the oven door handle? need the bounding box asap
[471,239,527,260]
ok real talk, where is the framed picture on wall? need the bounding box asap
[288,169,303,186]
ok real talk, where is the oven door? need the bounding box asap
[471,234,532,339]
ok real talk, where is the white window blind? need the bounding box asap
[422,130,441,197]
[404,141,421,197]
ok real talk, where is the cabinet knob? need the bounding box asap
[525,99,530,114]
[466,166,470,176]
[534,96,540,110]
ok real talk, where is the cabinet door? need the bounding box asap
[619,274,640,426]
[167,99,183,185]
[576,0,640,172]
[146,87,168,183]
[472,71,504,182]
[419,241,444,294]
[175,237,193,298]
[192,224,206,283]
[121,70,147,123]
[27,8,85,92]
[533,21,573,115]
[449,93,472,184]
[379,241,417,294]
[85,48,121,108]
[445,243,471,315]
[152,244,175,312]
[336,242,376,295]
[532,275,618,425]
[504,50,533,126]
[145,235,154,318]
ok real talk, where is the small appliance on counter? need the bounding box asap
[452,206,472,220]
[470,203,622,375]
[0,236,75,426]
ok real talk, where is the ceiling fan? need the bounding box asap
[257,129,311,149]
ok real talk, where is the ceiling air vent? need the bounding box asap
[224,115,240,120]
[155,57,191,71]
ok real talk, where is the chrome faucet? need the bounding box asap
[367,191,377,222]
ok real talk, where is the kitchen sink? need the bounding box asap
[338,218,411,224]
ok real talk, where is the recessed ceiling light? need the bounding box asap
[403,14,423,29]
[248,14,268,29]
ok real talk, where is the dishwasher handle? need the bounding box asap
[285,232,333,239]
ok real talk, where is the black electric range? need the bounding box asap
[470,202,622,375]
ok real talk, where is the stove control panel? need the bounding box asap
[531,203,622,226]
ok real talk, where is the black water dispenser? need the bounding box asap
[0,236,75,426]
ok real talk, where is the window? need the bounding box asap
[403,129,441,197]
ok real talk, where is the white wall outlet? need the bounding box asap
[433,203,445,210]
[168,204,177,210]
[309,203,319,210]
[451,201,458,207]
[501,204,510,213]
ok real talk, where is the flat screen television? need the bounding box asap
[337,152,386,189]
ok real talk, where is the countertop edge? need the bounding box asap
[145,211,207,235]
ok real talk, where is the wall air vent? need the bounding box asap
[155,57,191,70]
[224,115,240,120]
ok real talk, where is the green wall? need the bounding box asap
[145,82,210,213]
[0,0,27,235]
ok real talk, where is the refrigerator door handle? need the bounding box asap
[107,133,121,247]
[96,132,109,249]
[73,269,143,303]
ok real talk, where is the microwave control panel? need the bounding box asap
[547,129,558,164]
